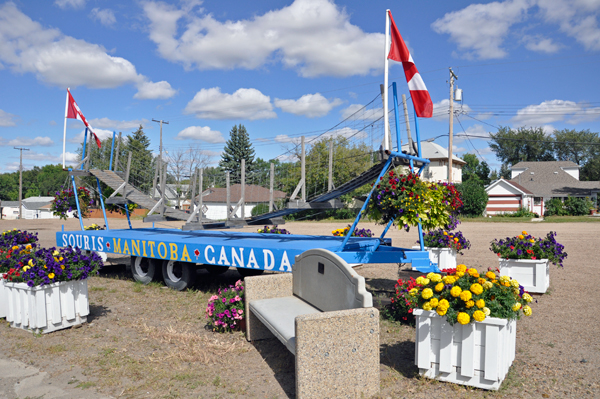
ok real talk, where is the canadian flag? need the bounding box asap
[66,89,101,148]
[387,11,433,118]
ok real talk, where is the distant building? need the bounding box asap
[485,161,600,216]
[198,184,287,220]
[401,141,465,183]
[1,196,66,220]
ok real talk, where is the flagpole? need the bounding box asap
[63,88,69,169]
[383,9,390,152]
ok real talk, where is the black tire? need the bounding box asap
[237,268,265,277]
[204,265,230,275]
[131,256,161,284]
[162,260,196,291]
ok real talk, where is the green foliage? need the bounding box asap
[564,196,594,216]
[490,126,555,166]
[499,163,511,179]
[581,156,600,181]
[456,180,488,217]
[493,207,538,218]
[250,203,269,216]
[126,126,154,194]
[544,198,567,216]
[461,153,491,185]
[553,128,600,165]
[219,125,255,184]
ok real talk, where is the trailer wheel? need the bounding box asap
[237,268,265,277]
[204,265,229,275]
[163,260,196,291]
[131,256,161,284]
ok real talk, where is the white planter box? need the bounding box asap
[0,275,7,318]
[414,309,516,390]
[5,279,89,334]
[498,258,549,294]
[411,246,457,271]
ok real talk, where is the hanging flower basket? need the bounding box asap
[365,169,462,231]
[51,186,94,220]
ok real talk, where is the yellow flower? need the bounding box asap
[421,288,434,300]
[499,275,510,283]
[457,312,470,325]
[28,259,34,266]
[522,231,528,235]
[60,265,65,270]
[22,266,30,272]
[518,235,524,240]
[415,276,430,286]
[512,302,522,311]
[436,307,447,316]
[443,275,456,284]
[25,244,32,250]
[427,273,442,283]
[473,310,486,322]
[450,286,462,297]
[409,288,419,297]
[529,239,535,243]
[523,305,532,316]
[429,298,439,308]
[466,300,475,308]
[478,278,486,285]
[48,273,55,279]
[486,271,496,280]
[52,250,59,256]
[523,293,533,303]
[456,264,467,273]
[483,307,491,316]
[467,268,480,278]
[434,282,444,292]
[439,299,449,308]
[476,299,485,308]
[422,302,433,311]
[470,283,483,295]
[460,290,472,302]
[12,245,19,251]
[510,279,520,288]
[456,271,465,277]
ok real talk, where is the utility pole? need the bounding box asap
[14,147,29,219]
[152,119,169,163]
[448,68,458,183]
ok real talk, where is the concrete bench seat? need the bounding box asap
[245,248,379,399]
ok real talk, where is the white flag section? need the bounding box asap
[62,88,101,168]
[383,9,433,152]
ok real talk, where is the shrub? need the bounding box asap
[545,198,567,216]
[564,196,593,216]
[251,203,269,216]
[383,277,419,326]
[456,180,488,217]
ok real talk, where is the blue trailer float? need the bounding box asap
[56,226,436,290]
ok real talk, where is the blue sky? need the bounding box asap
[1,0,600,174]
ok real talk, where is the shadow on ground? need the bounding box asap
[380,340,421,379]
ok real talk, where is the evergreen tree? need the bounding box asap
[219,124,255,184]
[126,125,154,194]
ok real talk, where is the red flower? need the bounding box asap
[392,185,397,190]
[532,256,536,260]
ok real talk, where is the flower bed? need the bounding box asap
[51,186,94,219]
[257,225,290,234]
[490,231,567,267]
[206,280,245,332]
[332,225,374,238]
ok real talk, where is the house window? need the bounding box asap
[534,197,542,205]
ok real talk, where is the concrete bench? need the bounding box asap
[245,248,379,399]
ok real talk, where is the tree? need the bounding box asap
[553,129,600,166]
[456,180,488,217]
[126,125,154,194]
[489,126,555,166]
[499,163,511,179]
[36,164,69,196]
[581,156,600,181]
[461,153,491,185]
[0,173,18,201]
[219,124,256,183]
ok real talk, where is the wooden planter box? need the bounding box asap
[0,275,7,318]
[414,309,516,390]
[411,246,457,271]
[498,258,549,293]
[4,279,89,333]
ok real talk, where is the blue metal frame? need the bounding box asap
[80,128,88,171]
[71,175,84,231]
[96,177,109,230]
[109,131,116,171]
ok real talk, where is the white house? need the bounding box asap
[485,161,600,216]
[401,141,465,183]
[199,184,286,220]
[1,196,63,219]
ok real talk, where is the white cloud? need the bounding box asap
[340,104,383,121]
[175,126,225,143]
[432,0,530,59]
[184,87,276,120]
[55,0,86,9]
[275,134,296,143]
[274,93,342,118]
[134,80,177,100]
[142,0,383,77]
[0,136,54,146]
[511,99,599,125]
[522,35,562,53]
[90,8,116,27]
[322,127,365,140]
[537,0,600,51]
[0,3,174,99]
[68,128,114,143]
[88,118,149,130]
[432,99,473,122]
[0,109,17,127]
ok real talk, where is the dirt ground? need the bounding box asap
[1,217,599,398]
